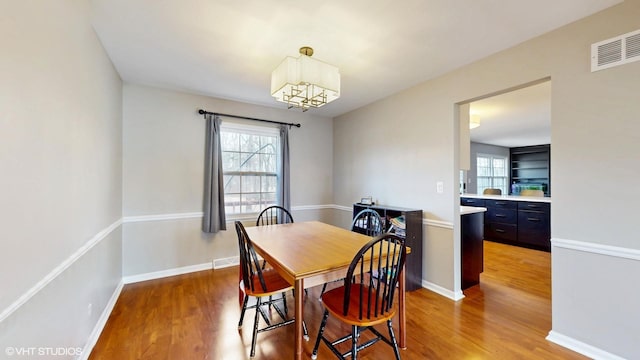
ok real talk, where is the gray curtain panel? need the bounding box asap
[278,125,291,210]
[202,114,226,233]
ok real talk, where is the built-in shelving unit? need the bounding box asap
[510,144,550,196]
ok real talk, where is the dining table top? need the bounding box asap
[244,221,374,280]
[245,221,410,282]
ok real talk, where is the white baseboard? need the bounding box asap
[546,331,626,360]
[80,280,124,360]
[122,262,213,284]
[422,280,464,301]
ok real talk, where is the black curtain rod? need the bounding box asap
[198,109,301,128]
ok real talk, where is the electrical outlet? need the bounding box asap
[87,303,93,316]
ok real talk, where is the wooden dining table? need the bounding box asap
[245,221,408,360]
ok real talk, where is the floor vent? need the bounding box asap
[591,29,640,72]
[213,256,239,269]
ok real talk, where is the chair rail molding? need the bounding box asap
[551,238,640,261]
[0,218,122,323]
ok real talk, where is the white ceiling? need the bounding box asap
[470,81,551,148]
[90,0,621,119]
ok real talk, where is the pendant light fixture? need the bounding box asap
[270,47,340,111]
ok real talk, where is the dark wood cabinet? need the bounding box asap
[484,199,518,243]
[517,201,550,251]
[461,197,485,207]
[461,211,484,290]
[353,203,423,291]
[461,197,550,252]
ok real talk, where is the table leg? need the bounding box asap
[294,279,303,360]
[399,264,406,349]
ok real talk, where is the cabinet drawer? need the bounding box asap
[485,223,517,242]
[518,211,550,248]
[485,199,517,209]
[486,208,517,224]
[461,197,485,207]
[518,201,550,212]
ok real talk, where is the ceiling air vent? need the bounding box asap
[591,29,640,72]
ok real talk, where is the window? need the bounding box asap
[476,154,508,194]
[220,123,280,216]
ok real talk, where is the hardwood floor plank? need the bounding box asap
[90,241,587,359]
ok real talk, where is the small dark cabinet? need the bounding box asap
[353,204,423,291]
[461,211,484,290]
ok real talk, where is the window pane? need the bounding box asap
[477,156,492,177]
[493,158,507,176]
[221,131,239,151]
[224,175,240,193]
[222,152,240,171]
[240,153,260,171]
[261,192,277,208]
[241,175,260,193]
[261,136,277,154]
[240,133,260,153]
[262,175,277,192]
[241,193,261,213]
[260,154,276,172]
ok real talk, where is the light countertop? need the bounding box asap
[461,193,551,203]
[461,205,487,215]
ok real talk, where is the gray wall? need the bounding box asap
[122,84,334,276]
[333,1,640,358]
[0,0,123,354]
[465,142,510,194]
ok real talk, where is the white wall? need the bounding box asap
[0,0,123,355]
[333,1,640,357]
[122,84,334,276]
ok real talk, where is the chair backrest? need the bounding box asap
[235,221,266,293]
[350,209,384,236]
[483,188,502,195]
[256,205,294,226]
[520,189,544,197]
[343,233,406,320]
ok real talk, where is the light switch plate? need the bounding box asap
[436,181,444,194]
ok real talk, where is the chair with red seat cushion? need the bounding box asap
[312,232,406,359]
[235,221,305,357]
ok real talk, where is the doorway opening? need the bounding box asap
[457,77,552,300]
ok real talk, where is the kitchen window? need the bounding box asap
[476,154,508,194]
[221,123,280,216]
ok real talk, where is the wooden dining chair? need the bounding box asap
[256,205,294,226]
[483,188,502,195]
[235,221,307,357]
[312,233,407,360]
[318,209,384,299]
[255,205,308,297]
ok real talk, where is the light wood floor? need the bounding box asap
[90,241,587,359]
